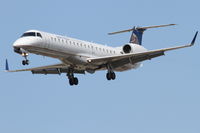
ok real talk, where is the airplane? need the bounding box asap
[6,24,198,86]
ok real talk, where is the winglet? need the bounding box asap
[190,31,198,46]
[5,59,9,71]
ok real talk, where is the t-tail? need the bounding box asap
[108,24,176,45]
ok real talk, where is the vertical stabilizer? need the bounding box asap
[129,27,145,45]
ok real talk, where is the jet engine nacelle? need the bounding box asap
[122,43,147,54]
[122,43,134,53]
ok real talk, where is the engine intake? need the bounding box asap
[123,44,132,53]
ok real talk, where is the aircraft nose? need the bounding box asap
[13,38,28,47]
[13,38,39,48]
[13,39,22,47]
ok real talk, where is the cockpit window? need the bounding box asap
[37,33,42,38]
[21,32,36,37]
[21,32,42,38]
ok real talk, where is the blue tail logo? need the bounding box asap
[129,27,145,45]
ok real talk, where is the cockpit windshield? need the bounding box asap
[21,32,42,38]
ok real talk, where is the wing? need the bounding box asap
[6,63,85,74]
[87,31,198,65]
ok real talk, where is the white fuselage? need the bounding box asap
[13,30,147,72]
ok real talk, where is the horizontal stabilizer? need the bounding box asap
[138,24,176,30]
[108,24,176,35]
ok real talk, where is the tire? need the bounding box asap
[69,78,74,86]
[22,60,26,65]
[74,77,78,85]
[26,60,29,65]
[111,72,116,80]
[106,73,111,80]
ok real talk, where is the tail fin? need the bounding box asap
[108,24,176,45]
[129,27,144,44]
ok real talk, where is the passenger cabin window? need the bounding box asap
[21,32,42,38]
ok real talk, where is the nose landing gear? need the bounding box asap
[21,53,29,65]
[22,59,29,65]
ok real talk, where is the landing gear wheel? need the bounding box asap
[74,77,78,85]
[22,60,26,65]
[111,72,116,80]
[22,60,29,65]
[106,73,111,80]
[25,60,29,65]
[106,72,116,80]
[69,78,74,86]
[68,77,79,86]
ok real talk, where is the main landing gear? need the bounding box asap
[22,53,29,65]
[67,69,79,86]
[106,71,116,80]
[106,64,116,80]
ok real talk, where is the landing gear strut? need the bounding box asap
[106,64,116,80]
[22,53,29,65]
[67,68,79,86]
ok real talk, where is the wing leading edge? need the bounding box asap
[87,31,198,65]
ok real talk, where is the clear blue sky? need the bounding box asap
[0,0,199,133]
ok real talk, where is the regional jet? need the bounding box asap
[6,24,198,86]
